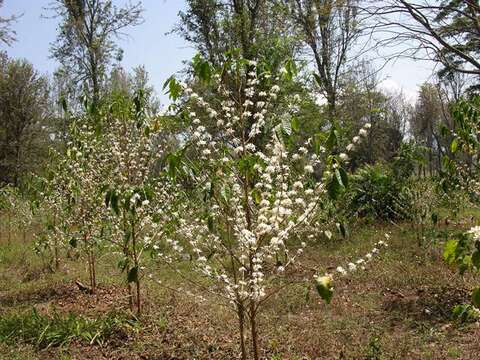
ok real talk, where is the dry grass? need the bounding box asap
[1,216,480,359]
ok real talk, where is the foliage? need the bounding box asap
[49,0,144,107]
[346,163,408,221]
[0,52,51,186]
[440,95,480,310]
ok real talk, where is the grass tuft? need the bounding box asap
[0,308,137,349]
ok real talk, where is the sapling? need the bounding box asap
[61,122,112,293]
[103,92,174,315]
[161,55,373,360]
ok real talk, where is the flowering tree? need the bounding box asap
[61,122,114,293]
[161,55,375,359]
[103,92,174,315]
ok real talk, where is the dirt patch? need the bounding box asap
[382,285,471,324]
[0,282,131,317]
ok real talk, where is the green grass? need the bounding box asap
[0,308,137,349]
[0,209,479,359]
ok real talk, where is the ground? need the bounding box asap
[1,215,479,359]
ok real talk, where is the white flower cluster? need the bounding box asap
[315,233,389,284]
[341,122,372,163]
[468,226,480,241]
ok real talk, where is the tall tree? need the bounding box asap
[49,0,143,109]
[108,65,160,115]
[411,83,444,175]
[287,0,362,118]
[0,52,50,186]
[175,0,295,66]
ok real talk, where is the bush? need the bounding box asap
[346,163,410,221]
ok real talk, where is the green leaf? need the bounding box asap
[315,275,333,304]
[327,174,342,200]
[472,251,480,270]
[163,76,182,101]
[291,117,300,133]
[451,138,458,153]
[127,266,138,283]
[472,287,480,307]
[326,128,337,150]
[284,58,297,81]
[335,168,344,188]
[192,54,211,83]
[444,239,459,265]
[339,167,349,188]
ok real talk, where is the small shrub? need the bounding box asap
[346,163,409,221]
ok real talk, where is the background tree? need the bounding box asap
[0,0,19,46]
[287,0,363,118]
[338,61,409,167]
[367,0,480,80]
[175,0,295,66]
[108,65,160,115]
[0,52,50,186]
[49,0,144,109]
[410,83,444,175]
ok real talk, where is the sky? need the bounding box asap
[2,0,435,106]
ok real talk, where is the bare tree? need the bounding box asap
[287,0,363,118]
[49,0,144,109]
[364,0,480,77]
[0,0,20,46]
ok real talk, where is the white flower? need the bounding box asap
[293,181,303,190]
[347,262,357,272]
[304,165,314,174]
[346,143,354,152]
[359,129,367,137]
[339,153,349,161]
[336,266,347,275]
[364,123,372,129]
[468,226,480,240]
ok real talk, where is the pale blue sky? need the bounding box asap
[2,0,434,106]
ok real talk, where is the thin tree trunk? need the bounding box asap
[237,302,247,360]
[91,251,97,293]
[7,211,11,245]
[131,217,141,316]
[250,303,259,360]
